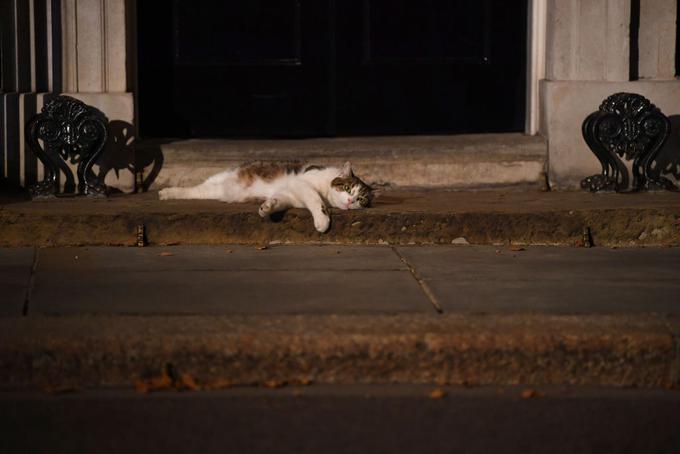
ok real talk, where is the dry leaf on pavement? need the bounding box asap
[263,379,286,389]
[429,388,446,399]
[520,389,543,399]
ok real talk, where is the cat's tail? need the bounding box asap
[158,182,224,201]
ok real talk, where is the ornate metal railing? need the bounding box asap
[25,95,109,198]
[581,92,675,193]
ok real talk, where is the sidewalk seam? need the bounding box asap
[391,247,443,314]
[671,331,680,386]
[22,247,39,317]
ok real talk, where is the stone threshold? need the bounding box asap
[2,190,679,247]
[139,133,547,190]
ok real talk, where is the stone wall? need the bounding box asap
[541,0,680,189]
[1,0,134,193]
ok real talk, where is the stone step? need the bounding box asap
[1,190,679,247]
[141,134,548,190]
[1,313,677,389]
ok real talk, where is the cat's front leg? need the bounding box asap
[311,204,331,233]
[295,186,331,233]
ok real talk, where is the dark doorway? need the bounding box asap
[137,0,527,138]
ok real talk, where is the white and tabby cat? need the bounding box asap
[158,161,373,232]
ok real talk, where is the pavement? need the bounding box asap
[3,385,680,454]
[1,244,679,389]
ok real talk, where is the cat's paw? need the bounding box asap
[314,215,331,233]
[259,198,277,218]
[158,188,172,200]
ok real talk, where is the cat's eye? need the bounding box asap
[343,184,351,192]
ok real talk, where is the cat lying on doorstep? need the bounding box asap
[158,161,373,233]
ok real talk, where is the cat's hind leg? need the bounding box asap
[258,194,292,218]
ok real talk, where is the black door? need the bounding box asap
[137,0,526,138]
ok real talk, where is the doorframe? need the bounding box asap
[525,0,546,135]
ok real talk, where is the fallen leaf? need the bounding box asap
[179,373,200,391]
[43,385,80,395]
[224,249,233,253]
[205,378,234,390]
[508,246,525,252]
[435,378,450,387]
[149,372,173,390]
[296,377,313,386]
[263,379,286,389]
[135,379,150,394]
[158,251,174,257]
[520,389,543,399]
[256,245,268,251]
[429,388,446,399]
[135,368,174,394]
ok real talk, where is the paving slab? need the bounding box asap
[35,245,406,272]
[397,245,680,314]
[0,248,34,316]
[29,246,429,315]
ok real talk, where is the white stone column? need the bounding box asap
[62,0,127,92]
[545,0,629,81]
[104,0,127,92]
[60,0,134,191]
[639,0,677,80]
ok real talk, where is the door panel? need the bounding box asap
[171,0,330,137]
[335,0,526,135]
[174,1,302,66]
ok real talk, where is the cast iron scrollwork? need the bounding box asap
[581,92,675,192]
[25,95,109,198]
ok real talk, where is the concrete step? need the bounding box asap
[2,190,680,247]
[141,134,547,190]
[1,313,678,389]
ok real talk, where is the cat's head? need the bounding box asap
[328,162,373,210]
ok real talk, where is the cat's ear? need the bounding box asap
[340,161,354,178]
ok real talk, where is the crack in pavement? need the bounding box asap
[22,247,39,316]
[391,247,443,314]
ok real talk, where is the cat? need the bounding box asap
[158,161,373,233]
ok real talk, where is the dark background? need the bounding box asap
[136,0,527,138]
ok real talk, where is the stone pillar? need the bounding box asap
[638,0,677,80]
[62,0,128,92]
[545,0,630,81]
[61,0,134,191]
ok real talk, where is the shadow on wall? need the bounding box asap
[651,115,680,186]
[96,120,164,193]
